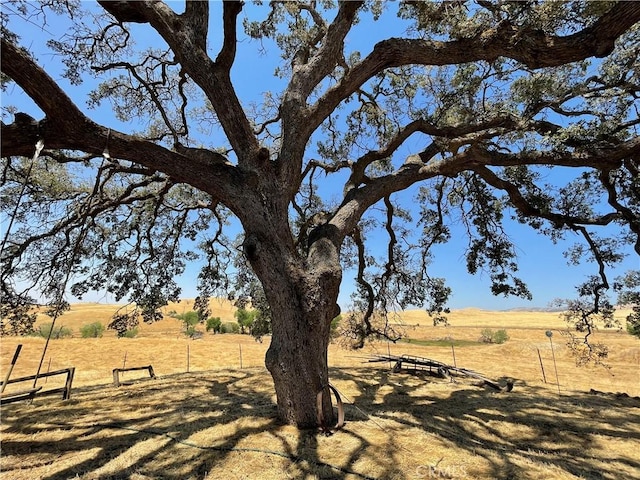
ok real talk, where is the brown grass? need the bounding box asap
[1,302,639,479]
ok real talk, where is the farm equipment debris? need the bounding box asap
[369,354,514,392]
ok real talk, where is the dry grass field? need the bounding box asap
[1,301,639,479]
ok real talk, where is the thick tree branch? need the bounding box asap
[97,0,147,23]
[183,0,209,51]
[288,1,363,100]
[0,38,242,203]
[280,1,363,193]
[329,135,640,247]
[294,1,328,63]
[308,1,640,141]
[330,154,452,244]
[125,1,258,161]
[344,115,520,192]
[461,137,640,170]
[474,165,621,228]
[215,0,242,71]
[1,40,87,130]
[0,111,235,204]
[1,114,43,158]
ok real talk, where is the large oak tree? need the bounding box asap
[1,1,639,427]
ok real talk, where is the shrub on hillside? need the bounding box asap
[625,305,640,338]
[80,322,105,338]
[627,318,640,337]
[479,329,493,343]
[176,311,203,338]
[220,322,240,334]
[121,327,139,338]
[235,308,256,334]
[36,323,73,339]
[492,329,510,344]
[330,315,341,340]
[206,316,222,333]
[480,328,509,344]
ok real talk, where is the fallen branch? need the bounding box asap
[369,354,514,392]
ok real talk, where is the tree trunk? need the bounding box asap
[244,226,342,428]
[265,305,334,428]
[262,256,342,428]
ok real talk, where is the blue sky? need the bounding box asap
[2,1,638,311]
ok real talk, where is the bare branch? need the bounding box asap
[131,1,259,161]
[473,165,620,228]
[379,195,398,312]
[2,172,167,281]
[254,111,282,136]
[598,168,640,255]
[91,54,185,143]
[351,226,375,347]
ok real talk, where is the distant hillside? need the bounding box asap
[32,299,633,334]
[503,305,633,313]
[33,298,239,334]
[503,306,565,313]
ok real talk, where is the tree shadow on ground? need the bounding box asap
[330,367,640,480]
[0,368,379,480]
[1,366,639,479]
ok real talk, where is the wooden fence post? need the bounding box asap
[1,344,22,394]
[63,367,75,400]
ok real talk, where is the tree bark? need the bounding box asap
[242,215,342,427]
[266,301,335,428]
[264,256,342,427]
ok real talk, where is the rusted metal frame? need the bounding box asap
[316,383,345,434]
